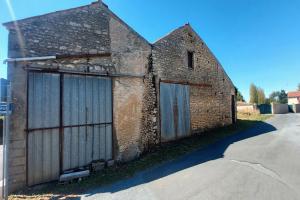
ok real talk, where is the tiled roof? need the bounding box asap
[288,91,300,98]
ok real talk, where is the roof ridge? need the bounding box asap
[152,23,189,44]
[3,1,100,28]
[152,23,235,88]
[288,91,300,97]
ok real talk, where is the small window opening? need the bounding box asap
[187,51,194,69]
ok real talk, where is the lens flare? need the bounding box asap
[5,0,26,58]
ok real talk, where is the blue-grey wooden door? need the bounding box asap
[27,73,113,185]
[160,83,191,142]
[28,72,60,186]
[62,75,112,171]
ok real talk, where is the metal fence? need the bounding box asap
[257,104,272,114]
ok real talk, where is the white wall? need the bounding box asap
[272,103,289,114]
[288,97,300,104]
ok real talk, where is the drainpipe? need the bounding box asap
[3,56,56,64]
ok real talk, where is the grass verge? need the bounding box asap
[10,113,272,200]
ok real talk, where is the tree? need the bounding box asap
[298,83,300,91]
[269,91,280,103]
[235,87,245,102]
[269,90,287,104]
[278,90,287,104]
[265,98,271,104]
[257,88,266,105]
[249,84,258,104]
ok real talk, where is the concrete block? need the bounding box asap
[107,160,115,167]
[9,157,26,167]
[9,165,25,176]
[92,161,105,172]
[59,170,90,182]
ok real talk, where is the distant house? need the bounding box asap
[287,91,300,104]
[0,78,8,102]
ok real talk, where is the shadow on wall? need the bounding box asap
[84,120,276,196]
[289,104,300,113]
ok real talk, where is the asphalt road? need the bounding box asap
[85,114,299,199]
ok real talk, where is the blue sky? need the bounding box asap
[0,0,300,101]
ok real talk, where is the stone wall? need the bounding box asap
[109,13,150,75]
[6,62,27,192]
[109,12,153,161]
[112,77,144,161]
[237,105,260,114]
[4,1,153,192]
[153,24,235,134]
[6,55,116,193]
[189,86,222,132]
[4,1,235,193]
[140,70,159,150]
[5,2,110,58]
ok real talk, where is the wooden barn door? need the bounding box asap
[62,75,112,172]
[27,72,60,186]
[27,72,113,186]
[160,82,191,142]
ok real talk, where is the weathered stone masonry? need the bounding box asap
[152,25,235,133]
[4,1,235,193]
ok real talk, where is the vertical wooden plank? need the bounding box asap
[99,125,106,160]
[63,127,71,171]
[32,73,42,128]
[43,130,51,180]
[27,132,34,185]
[28,72,34,129]
[160,83,176,141]
[42,74,51,180]
[85,76,93,164]
[63,75,70,171]
[50,74,60,179]
[99,78,106,160]
[99,79,105,123]
[176,84,185,138]
[51,74,60,127]
[27,72,35,185]
[34,131,43,184]
[34,73,44,183]
[160,83,191,141]
[28,73,60,185]
[78,76,87,167]
[70,76,79,169]
[60,75,113,171]
[185,85,191,135]
[92,78,100,161]
[51,129,60,180]
[105,124,112,160]
[105,78,112,122]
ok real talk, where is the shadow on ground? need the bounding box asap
[84,120,276,197]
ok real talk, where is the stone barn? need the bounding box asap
[3,1,236,192]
